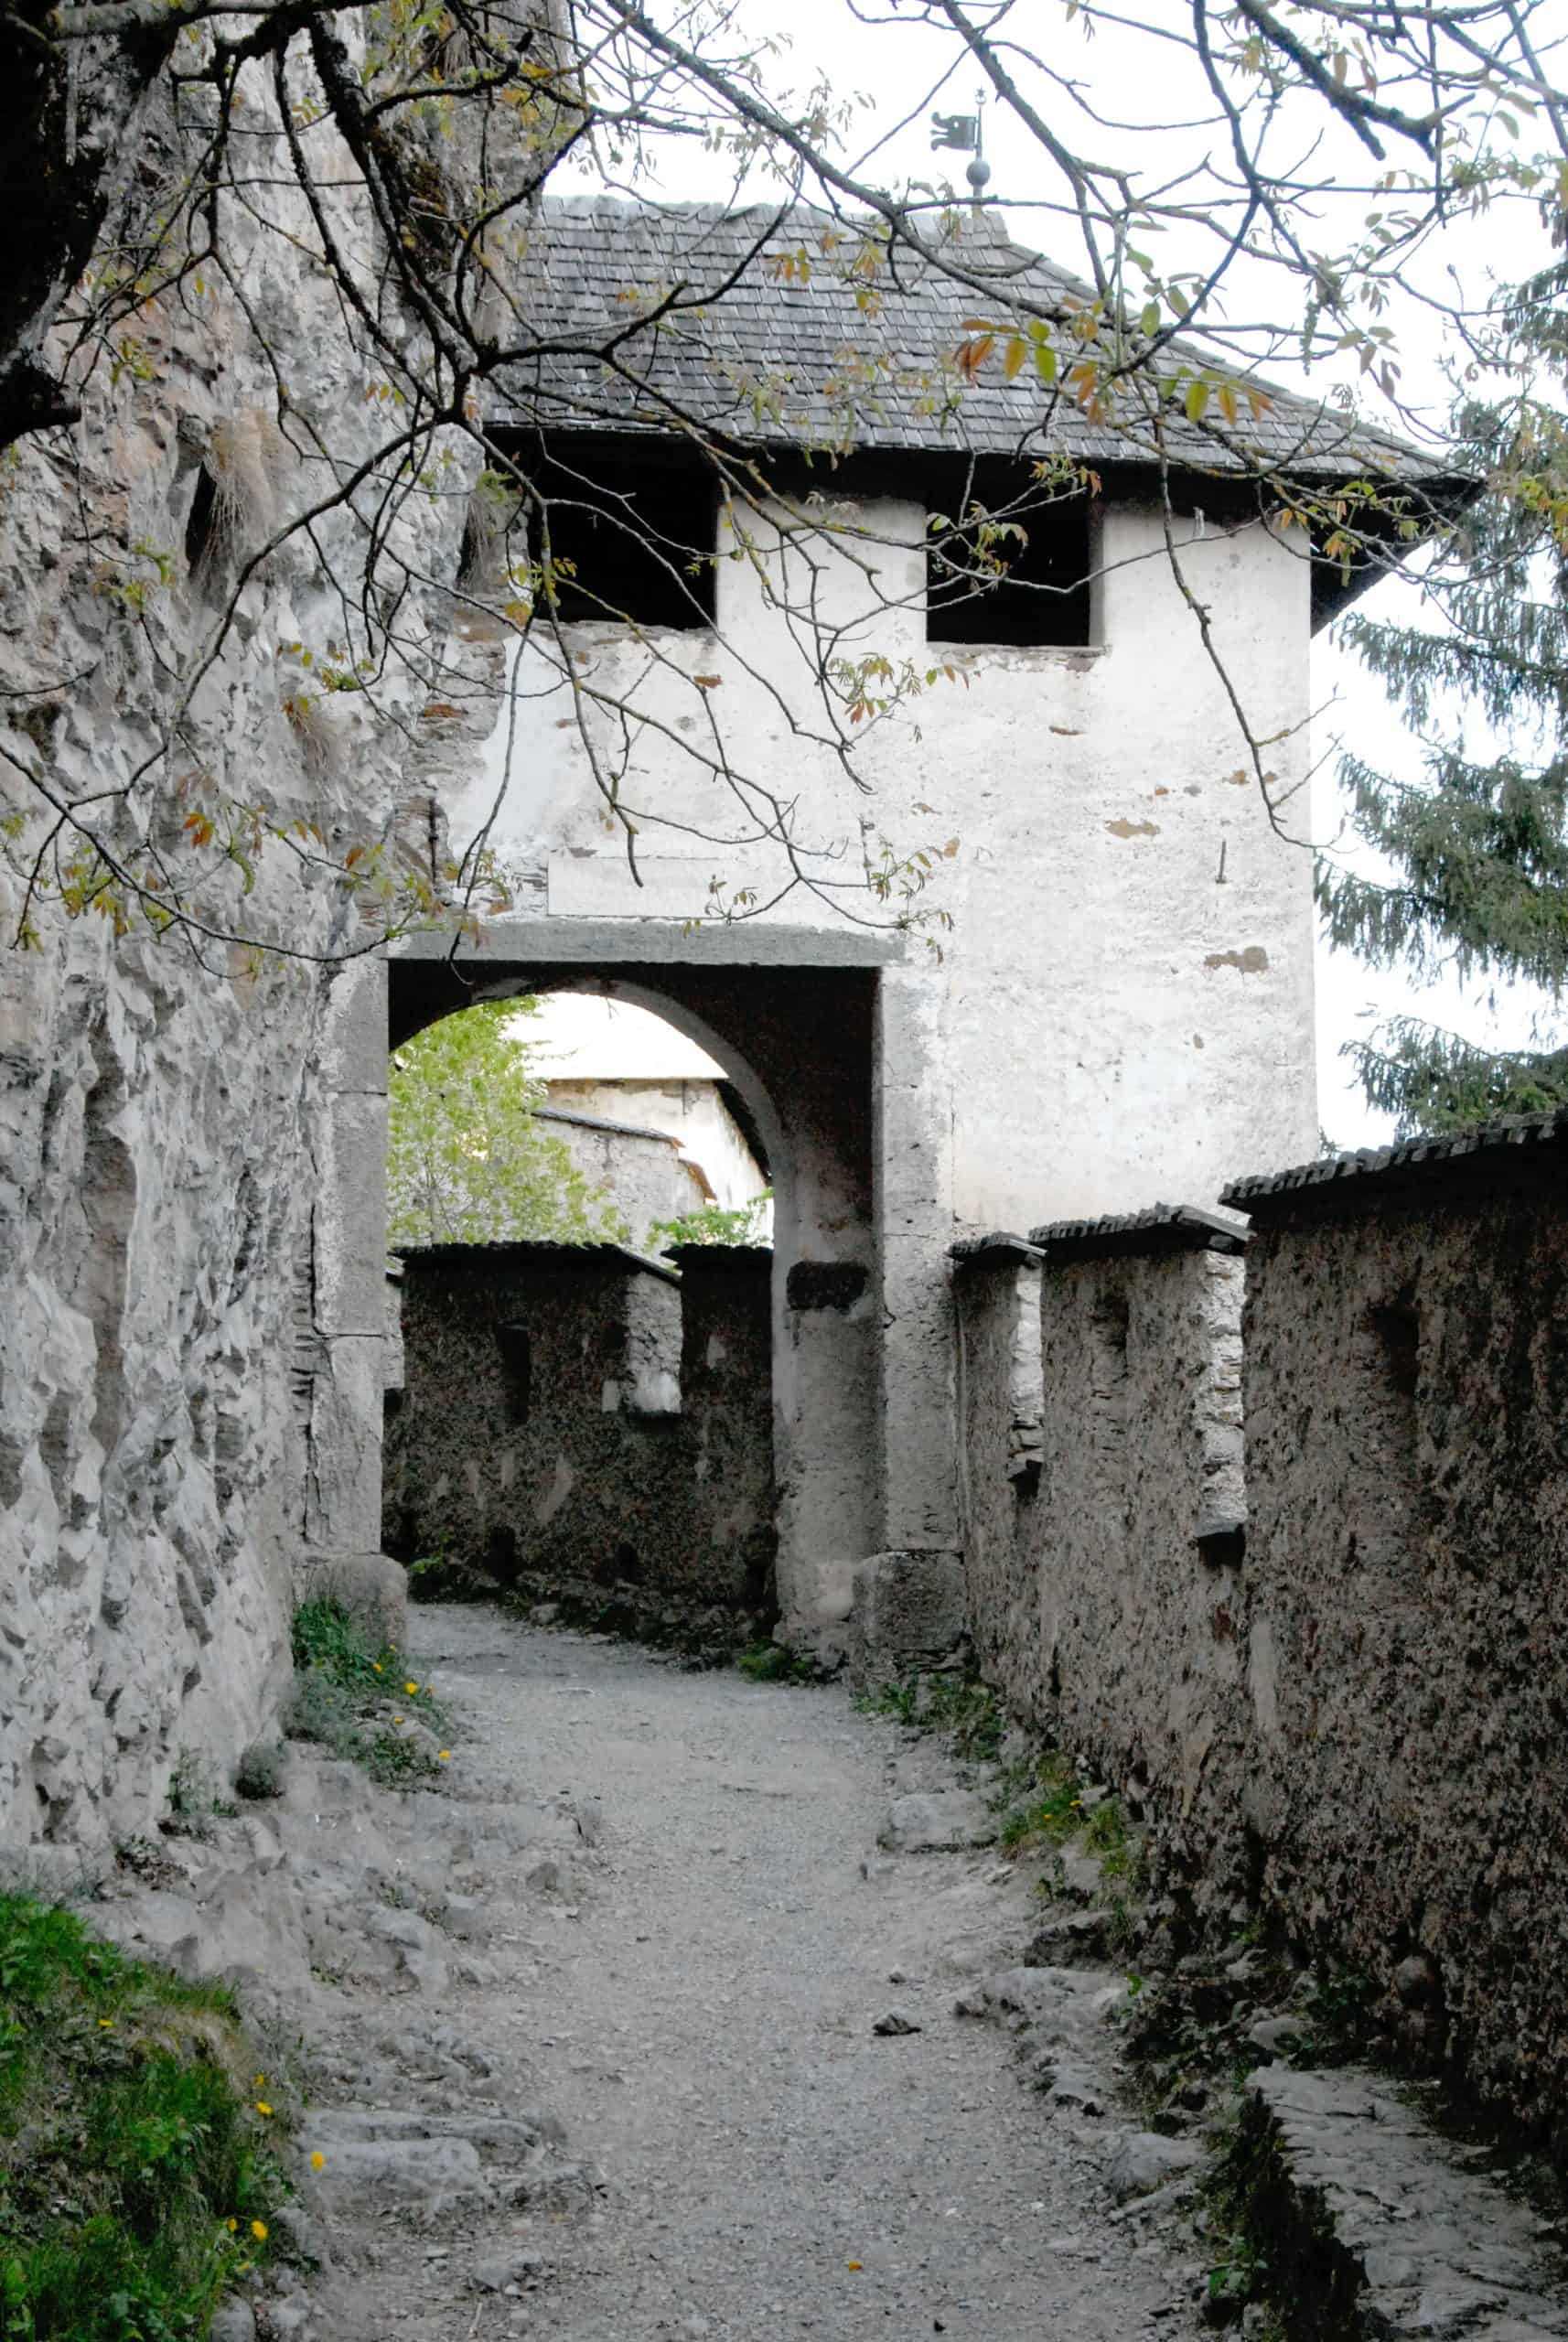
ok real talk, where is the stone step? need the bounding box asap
[1240,2065,1568,2340]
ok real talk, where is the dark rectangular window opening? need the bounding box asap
[496,1322,532,1426]
[927,473,1095,648]
[530,442,717,630]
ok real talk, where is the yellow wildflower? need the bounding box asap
[404,1681,418,1695]
[371,1661,382,1672]
[310,2151,326,2171]
[226,2218,238,2234]
[254,2101,273,2117]
[98,2018,115,2030]
[846,2259,864,2272]
[251,2220,268,2243]
[438,1750,450,1762]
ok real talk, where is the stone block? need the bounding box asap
[295,1551,408,1647]
[317,955,389,1098]
[849,1547,966,1682]
[312,1092,390,1338]
[305,1337,384,1551]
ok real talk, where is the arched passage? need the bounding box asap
[372,923,897,1634]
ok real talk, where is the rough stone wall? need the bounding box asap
[545,1078,769,1217]
[383,1242,775,1619]
[532,1108,707,1247]
[955,1136,1568,2138]
[955,1220,1249,1881]
[1232,1168,1568,2134]
[1029,1243,1248,1843]
[953,1243,1046,1718]
[669,1246,778,1615]
[0,57,487,1853]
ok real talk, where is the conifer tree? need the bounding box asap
[1321,253,1568,1133]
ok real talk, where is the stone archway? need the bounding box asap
[302,918,947,1650]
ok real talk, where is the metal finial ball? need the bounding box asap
[966,156,992,192]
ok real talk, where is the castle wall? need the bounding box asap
[1230,1132,1568,2133]
[955,1117,1568,2135]
[384,1241,775,1633]
[0,66,489,1856]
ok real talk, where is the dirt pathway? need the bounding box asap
[293,1604,1203,2342]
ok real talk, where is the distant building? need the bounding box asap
[524,994,771,1238]
[532,1101,711,1251]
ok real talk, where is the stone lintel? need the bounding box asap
[392,919,907,971]
[1026,1201,1249,1262]
[1222,1108,1568,1227]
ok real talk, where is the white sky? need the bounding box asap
[553,0,1561,1145]
[525,993,728,1080]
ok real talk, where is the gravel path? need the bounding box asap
[321,1603,1202,2342]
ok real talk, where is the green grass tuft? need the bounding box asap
[736,1643,820,1686]
[284,1597,454,1788]
[855,1672,1006,1762]
[0,1891,285,2341]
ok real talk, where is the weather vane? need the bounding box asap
[930,89,992,205]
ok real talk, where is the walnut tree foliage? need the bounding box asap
[4,0,1568,995]
[387,998,629,1245]
[1323,254,1568,1133]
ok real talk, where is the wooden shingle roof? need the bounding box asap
[499,197,1455,489]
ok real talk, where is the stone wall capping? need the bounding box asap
[949,1232,1046,1268]
[1026,1201,1250,1262]
[1221,1105,1568,1222]
[534,1103,684,1146]
[661,1242,773,1270]
[392,1238,684,1285]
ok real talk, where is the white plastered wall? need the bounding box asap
[437,483,1318,1612]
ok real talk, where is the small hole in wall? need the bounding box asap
[496,1322,532,1425]
[485,1525,519,1582]
[1369,1302,1419,1401]
[184,467,218,573]
[597,1541,644,1587]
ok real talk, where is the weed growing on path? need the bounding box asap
[233,1742,287,1801]
[855,1672,1006,1762]
[858,1670,1147,1925]
[0,1893,286,2340]
[285,1598,454,1788]
[736,1643,822,1686]
[163,1754,238,1838]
